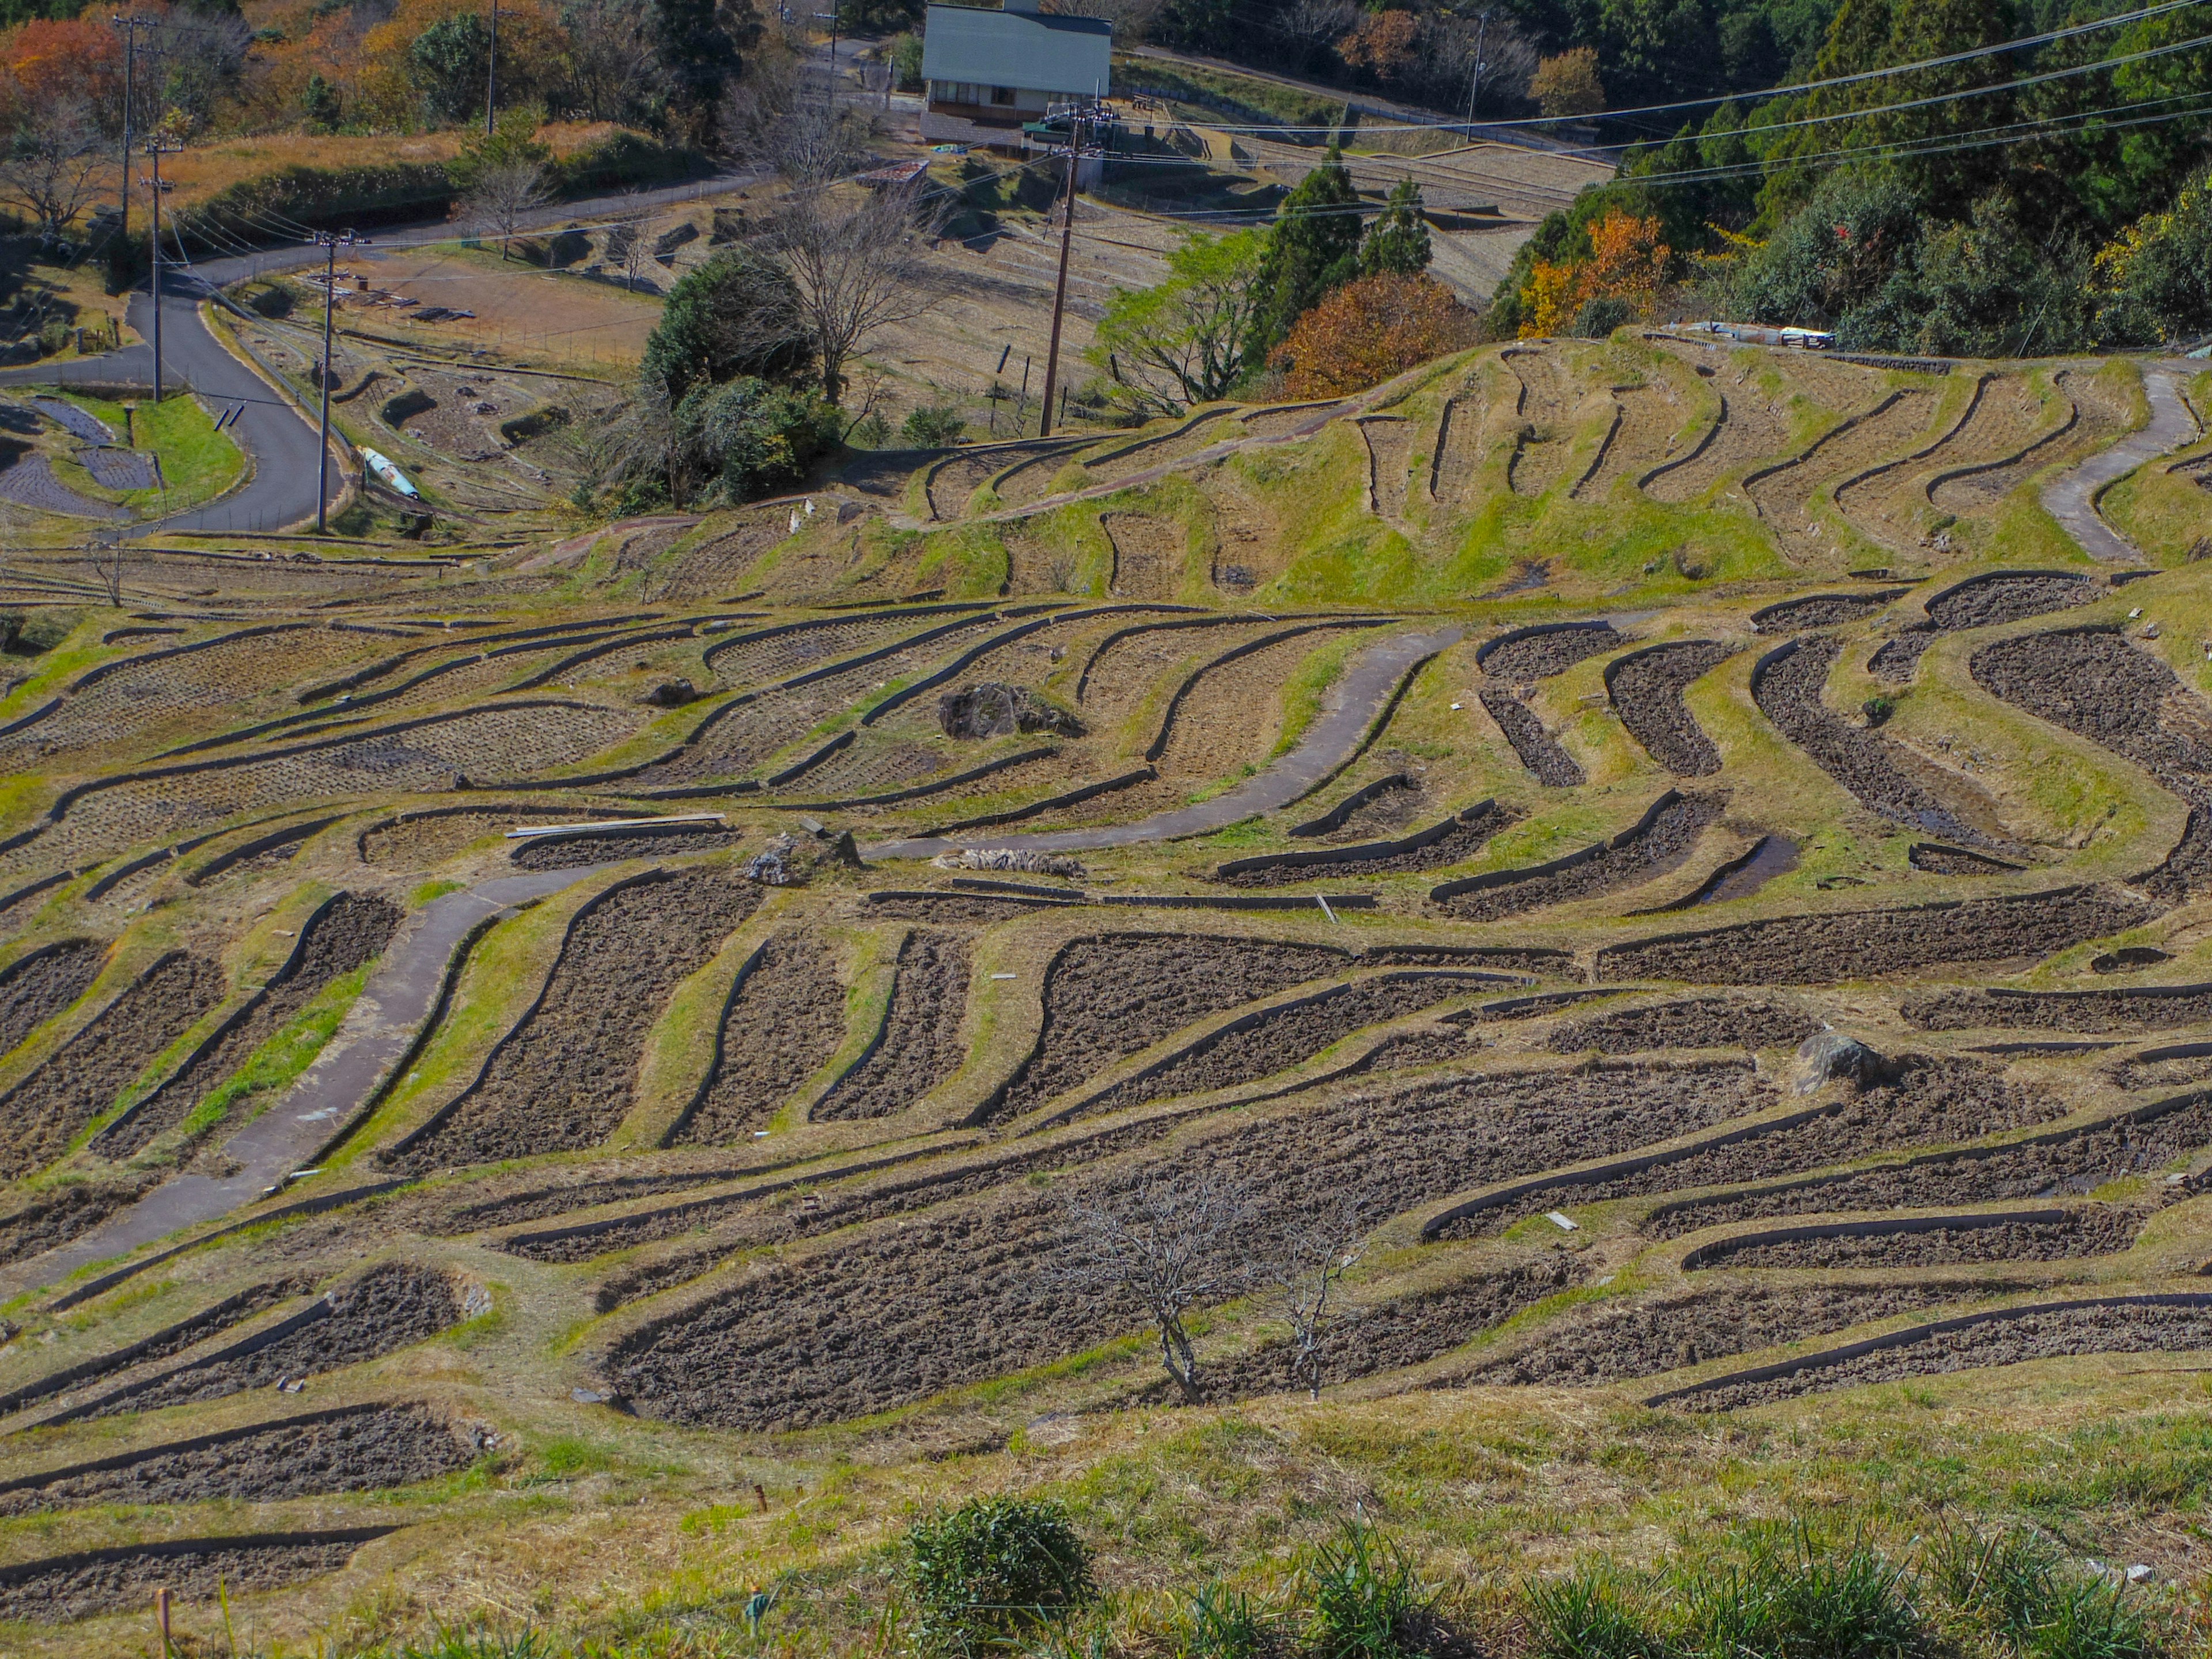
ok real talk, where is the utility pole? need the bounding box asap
[1461,9,1490,131]
[313,229,362,535]
[485,0,498,134]
[110,15,156,244]
[1037,113,1082,438]
[815,10,839,111]
[143,135,181,404]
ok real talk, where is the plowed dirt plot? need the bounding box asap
[1642,368,1795,504]
[63,1263,463,1422]
[1460,1283,1979,1387]
[1547,997,1819,1054]
[2114,1050,2212,1090]
[1198,467,1287,593]
[1868,630,1935,681]
[812,930,969,1121]
[791,737,964,799]
[603,1063,1769,1429]
[1217,804,1517,887]
[1075,971,1506,1118]
[1437,793,1724,922]
[633,620,1003,787]
[0,939,104,1059]
[1931,573,2096,630]
[3,703,639,891]
[1503,349,1576,498]
[0,1278,313,1415]
[1833,376,2028,549]
[1749,391,1938,558]
[1198,1257,1583,1400]
[1679,1298,2212,1410]
[1642,1093,2212,1239]
[0,1403,478,1515]
[0,952,225,1182]
[703,616,939,690]
[1075,619,1273,723]
[1480,689,1584,786]
[1930,372,2100,513]
[1596,885,2154,984]
[0,1533,380,1623]
[512,828,744,870]
[0,626,378,768]
[1481,623,1620,683]
[1751,592,1899,632]
[1360,419,1414,517]
[1683,1206,2141,1272]
[1102,513,1187,600]
[1608,642,1735,775]
[1574,385,1685,499]
[925,452,1009,521]
[361,805,610,868]
[1904,983,2212,1032]
[1083,411,1240,488]
[1428,391,1486,503]
[389,870,758,1171]
[96,895,400,1158]
[0,454,127,521]
[0,1182,141,1267]
[1970,626,2212,896]
[1908,842,2020,875]
[988,934,1358,1120]
[1753,634,1990,841]
[676,931,847,1142]
[1433,1056,2069,1238]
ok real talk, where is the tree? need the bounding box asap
[639,244,813,402]
[301,72,342,131]
[560,0,661,123]
[2094,166,2212,346]
[409,10,491,122]
[1530,46,1604,115]
[0,100,112,248]
[1279,0,1359,69]
[454,111,554,259]
[1270,271,1479,396]
[1260,1196,1369,1401]
[1337,9,1418,79]
[652,0,744,140]
[1358,179,1430,276]
[1062,1177,1247,1404]
[1248,144,1363,371]
[1092,228,1269,415]
[1518,207,1669,335]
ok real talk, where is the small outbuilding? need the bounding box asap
[920,0,1112,149]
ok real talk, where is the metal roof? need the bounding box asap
[921,5,1112,96]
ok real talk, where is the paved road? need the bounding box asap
[2041,364,2200,562]
[0,862,610,1302]
[872,622,1464,859]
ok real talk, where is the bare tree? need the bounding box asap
[1278,0,1359,63]
[467,159,555,260]
[0,102,115,249]
[607,214,655,291]
[1259,1196,1369,1401]
[1426,9,1539,120]
[1063,1178,1249,1404]
[559,0,662,121]
[1041,0,1164,43]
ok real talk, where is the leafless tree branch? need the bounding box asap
[1062,1177,1251,1404]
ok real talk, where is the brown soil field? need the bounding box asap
[1361,418,1416,518]
[0,1277,315,1416]
[1903,983,2212,1032]
[387,869,759,1171]
[1751,591,1902,632]
[1674,1297,2212,1408]
[0,1532,387,1624]
[673,931,848,1143]
[1546,997,1820,1054]
[812,930,970,1121]
[1596,885,2156,984]
[0,940,104,1060]
[1216,802,1517,887]
[1435,792,1725,921]
[1480,622,1620,682]
[0,1183,144,1269]
[1479,688,1584,786]
[1606,642,1736,775]
[1642,358,1796,504]
[1573,384,1687,499]
[1748,390,1939,560]
[1680,1205,2142,1271]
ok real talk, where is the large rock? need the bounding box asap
[1792,1029,1893,1093]
[937,682,1083,740]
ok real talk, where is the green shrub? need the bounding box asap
[1302,1521,1431,1659]
[1527,1565,1664,1659]
[902,404,967,447]
[1676,1527,1924,1659]
[1,609,75,656]
[1926,1522,2158,1659]
[904,1495,1096,1657]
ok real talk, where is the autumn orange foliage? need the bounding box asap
[1518,209,1670,337]
[1270,272,1480,398]
[1,18,122,115]
[1338,11,1419,80]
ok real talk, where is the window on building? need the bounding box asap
[991,85,1016,104]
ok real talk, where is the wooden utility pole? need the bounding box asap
[313,229,361,534]
[143,136,181,403]
[1037,114,1082,438]
[486,0,499,134]
[110,16,157,243]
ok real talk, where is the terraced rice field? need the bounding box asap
[2,335,2209,1652]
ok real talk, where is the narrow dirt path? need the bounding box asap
[870,623,1462,857]
[0,862,615,1300]
[2042,366,2198,561]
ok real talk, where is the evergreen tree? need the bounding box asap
[1358,180,1431,277]
[1247,145,1363,373]
[652,0,740,138]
